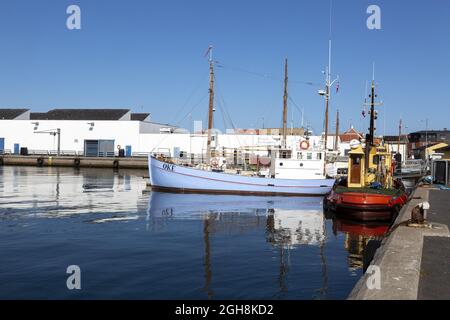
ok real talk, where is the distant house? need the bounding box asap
[338,127,364,155]
[383,135,408,161]
[412,142,449,160]
[408,129,450,157]
[433,145,450,160]
[232,127,306,136]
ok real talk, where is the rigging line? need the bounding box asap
[150,92,208,152]
[219,63,320,86]
[213,74,244,148]
[171,73,210,125]
[288,95,312,130]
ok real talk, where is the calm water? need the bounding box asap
[0,166,389,299]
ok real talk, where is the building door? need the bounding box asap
[0,138,4,153]
[14,143,20,155]
[85,140,99,157]
[98,140,115,157]
[434,161,447,185]
[350,155,362,184]
[125,145,132,157]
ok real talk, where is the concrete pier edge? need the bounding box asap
[348,186,450,300]
[0,154,148,169]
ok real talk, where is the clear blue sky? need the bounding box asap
[0,0,449,135]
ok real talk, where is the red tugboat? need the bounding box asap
[324,78,408,221]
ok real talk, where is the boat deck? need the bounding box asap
[334,186,401,196]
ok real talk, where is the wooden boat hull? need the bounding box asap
[149,156,335,196]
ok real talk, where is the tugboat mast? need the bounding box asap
[364,63,382,176]
[368,79,376,147]
[206,45,215,165]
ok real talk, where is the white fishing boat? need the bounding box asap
[149,155,334,196]
[148,48,335,196]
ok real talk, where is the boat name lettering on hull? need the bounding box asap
[162,163,175,171]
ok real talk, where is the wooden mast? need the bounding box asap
[282,58,288,149]
[334,109,339,151]
[206,45,215,165]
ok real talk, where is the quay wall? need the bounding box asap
[348,187,450,299]
[0,155,148,170]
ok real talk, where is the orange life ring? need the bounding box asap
[300,140,310,150]
[211,158,219,167]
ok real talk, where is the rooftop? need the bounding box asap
[30,109,130,121]
[130,113,150,121]
[0,108,29,120]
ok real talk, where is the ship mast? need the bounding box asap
[364,64,382,176]
[397,118,402,154]
[334,109,339,151]
[206,45,215,165]
[368,80,376,147]
[282,58,288,149]
[324,40,331,153]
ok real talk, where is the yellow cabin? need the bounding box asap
[348,144,393,188]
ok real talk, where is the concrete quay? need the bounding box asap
[0,154,148,170]
[348,186,450,300]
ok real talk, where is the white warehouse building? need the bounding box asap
[0,108,335,157]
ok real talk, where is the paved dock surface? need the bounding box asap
[418,189,450,300]
[349,187,450,300]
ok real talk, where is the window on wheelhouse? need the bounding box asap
[279,150,292,159]
[307,153,312,160]
[316,153,322,160]
[373,155,380,165]
[297,152,303,159]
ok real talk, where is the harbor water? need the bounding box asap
[0,166,388,299]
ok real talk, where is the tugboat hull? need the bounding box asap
[325,190,408,221]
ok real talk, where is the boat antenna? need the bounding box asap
[322,0,338,174]
[205,45,215,165]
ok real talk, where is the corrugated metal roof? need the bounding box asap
[131,113,150,121]
[30,109,130,120]
[0,108,29,119]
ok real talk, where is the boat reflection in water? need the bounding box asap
[148,192,325,246]
[147,192,328,299]
[332,217,390,272]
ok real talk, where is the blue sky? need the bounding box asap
[0,0,449,135]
